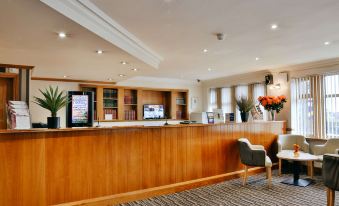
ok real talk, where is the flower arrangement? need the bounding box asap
[293,144,300,157]
[258,95,287,120]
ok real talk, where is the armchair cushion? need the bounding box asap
[323,154,339,190]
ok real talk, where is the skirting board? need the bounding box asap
[54,164,277,206]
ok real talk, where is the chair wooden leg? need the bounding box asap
[243,165,248,186]
[307,161,314,179]
[267,167,272,188]
[278,158,282,176]
[327,187,335,206]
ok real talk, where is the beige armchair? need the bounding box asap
[313,138,339,168]
[277,134,309,175]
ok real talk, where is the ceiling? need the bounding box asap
[1,0,339,81]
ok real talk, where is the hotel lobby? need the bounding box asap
[0,0,339,205]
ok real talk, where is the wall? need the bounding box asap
[201,58,339,130]
[29,76,203,128]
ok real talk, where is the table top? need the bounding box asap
[277,150,318,161]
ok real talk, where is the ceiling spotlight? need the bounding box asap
[96,50,103,54]
[58,32,67,38]
[120,61,128,65]
[271,24,278,30]
[131,68,138,71]
[118,74,126,77]
[255,57,260,61]
[203,49,208,53]
[107,78,112,81]
[207,68,212,72]
[324,41,331,45]
[63,75,68,78]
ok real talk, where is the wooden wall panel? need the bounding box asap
[0,122,285,206]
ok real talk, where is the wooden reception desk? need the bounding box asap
[0,121,285,206]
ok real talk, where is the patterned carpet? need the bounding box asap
[119,171,339,206]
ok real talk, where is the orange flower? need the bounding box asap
[267,99,273,105]
[258,96,263,101]
[273,97,280,104]
[261,100,267,107]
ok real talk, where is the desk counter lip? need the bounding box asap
[0,121,286,134]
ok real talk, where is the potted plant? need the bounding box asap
[33,86,68,129]
[236,96,254,122]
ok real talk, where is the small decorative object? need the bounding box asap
[251,105,264,120]
[33,86,68,129]
[236,96,254,122]
[293,144,300,157]
[258,95,287,121]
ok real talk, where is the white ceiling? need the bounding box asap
[1,0,339,81]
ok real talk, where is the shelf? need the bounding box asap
[124,104,137,106]
[104,107,118,109]
[103,98,118,100]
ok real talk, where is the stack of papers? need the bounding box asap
[7,101,31,129]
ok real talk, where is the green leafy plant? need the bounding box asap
[33,86,68,117]
[236,96,254,113]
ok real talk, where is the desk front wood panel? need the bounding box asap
[0,122,285,205]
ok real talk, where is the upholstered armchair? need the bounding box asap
[322,154,339,206]
[277,134,309,175]
[277,134,309,152]
[313,138,339,168]
[238,138,272,188]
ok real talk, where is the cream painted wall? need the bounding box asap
[29,76,203,128]
[201,62,339,130]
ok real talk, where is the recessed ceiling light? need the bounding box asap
[63,75,68,78]
[96,50,103,54]
[324,41,331,45]
[120,61,128,65]
[58,32,67,38]
[207,68,212,72]
[107,78,112,81]
[203,49,208,53]
[271,24,278,30]
[131,68,138,71]
[118,74,126,77]
[255,57,260,61]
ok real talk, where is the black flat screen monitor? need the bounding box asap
[66,91,94,127]
[143,104,164,119]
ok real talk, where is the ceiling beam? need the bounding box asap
[40,0,163,69]
[31,76,116,85]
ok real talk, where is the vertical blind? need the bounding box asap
[291,73,339,139]
[253,83,267,121]
[221,87,232,113]
[208,88,217,112]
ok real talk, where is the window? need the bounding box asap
[291,74,339,139]
[325,74,339,138]
[221,87,232,113]
[235,85,248,122]
[291,77,314,137]
[208,88,217,112]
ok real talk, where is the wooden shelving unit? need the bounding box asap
[80,84,189,121]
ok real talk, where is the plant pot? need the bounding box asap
[240,112,249,122]
[47,117,60,129]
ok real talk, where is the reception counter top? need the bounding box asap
[0,121,286,134]
[0,121,286,206]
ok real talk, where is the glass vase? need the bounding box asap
[270,110,276,121]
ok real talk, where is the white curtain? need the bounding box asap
[208,88,217,112]
[235,85,248,122]
[221,87,232,113]
[253,83,267,121]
